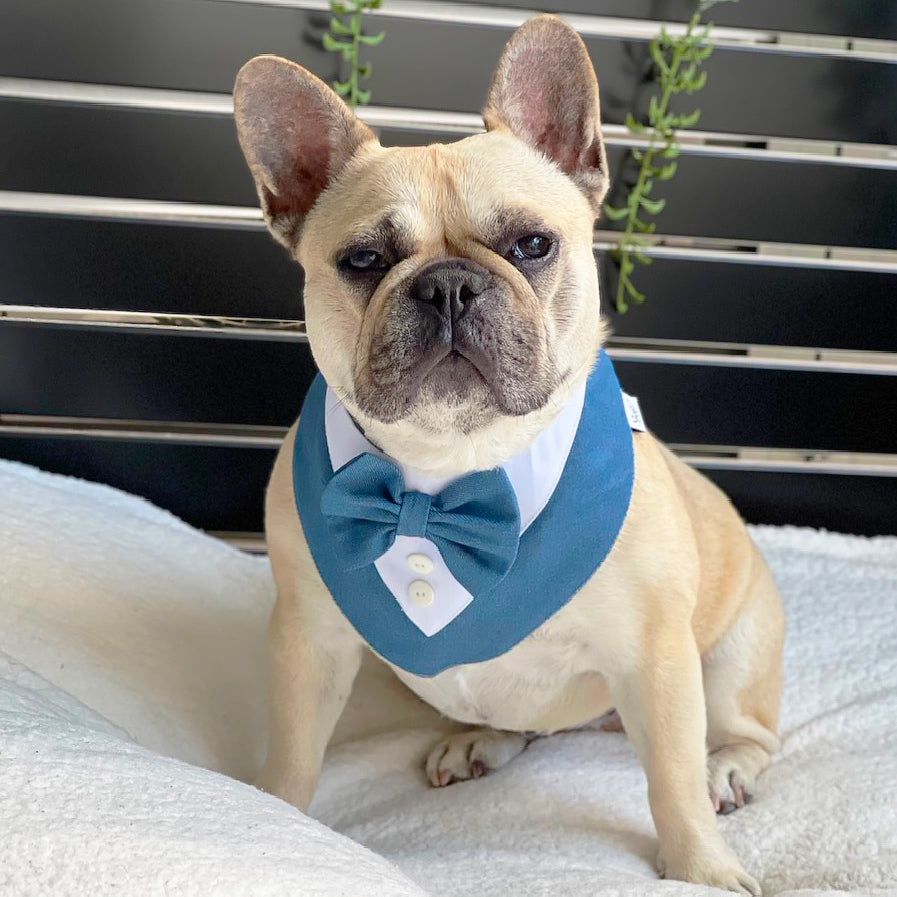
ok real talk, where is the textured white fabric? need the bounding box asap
[1,458,895,896]
[0,460,425,897]
[0,459,270,781]
[0,652,426,897]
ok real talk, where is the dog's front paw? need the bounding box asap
[425,729,529,787]
[657,843,760,896]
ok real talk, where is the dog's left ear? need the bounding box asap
[484,15,608,212]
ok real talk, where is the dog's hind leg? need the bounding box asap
[425,729,533,786]
[703,558,784,814]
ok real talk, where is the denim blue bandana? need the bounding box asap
[293,350,635,677]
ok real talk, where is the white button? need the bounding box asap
[408,580,435,607]
[406,553,434,575]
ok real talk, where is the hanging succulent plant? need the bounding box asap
[605,0,738,312]
[323,0,386,108]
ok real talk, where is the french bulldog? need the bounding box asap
[233,15,784,895]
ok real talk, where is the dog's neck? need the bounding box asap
[344,357,596,478]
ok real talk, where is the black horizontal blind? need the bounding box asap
[1,0,895,536]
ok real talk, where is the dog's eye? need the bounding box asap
[511,235,552,260]
[345,249,386,271]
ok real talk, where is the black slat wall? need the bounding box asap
[3,105,896,250]
[1,0,896,536]
[2,0,897,144]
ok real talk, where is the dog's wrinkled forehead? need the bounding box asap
[300,132,590,264]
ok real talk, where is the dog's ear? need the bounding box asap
[483,16,608,212]
[233,56,376,248]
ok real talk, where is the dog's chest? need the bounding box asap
[390,613,611,733]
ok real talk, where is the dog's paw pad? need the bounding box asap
[425,730,529,787]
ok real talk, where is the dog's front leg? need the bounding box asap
[609,624,761,896]
[256,593,363,811]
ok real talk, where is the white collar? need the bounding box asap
[323,383,586,534]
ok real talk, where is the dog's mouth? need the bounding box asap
[355,334,555,426]
[418,347,489,401]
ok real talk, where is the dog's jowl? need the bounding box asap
[234,16,784,895]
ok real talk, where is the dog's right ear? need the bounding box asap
[233,56,376,248]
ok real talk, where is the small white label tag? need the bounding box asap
[622,393,647,432]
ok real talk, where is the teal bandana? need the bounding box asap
[293,351,635,677]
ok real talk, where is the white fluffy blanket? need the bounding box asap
[0,459,895,896]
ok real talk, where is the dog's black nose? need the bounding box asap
[410,261,487,322]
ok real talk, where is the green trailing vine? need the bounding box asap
[604,0,737,312]
[323,0,385,108]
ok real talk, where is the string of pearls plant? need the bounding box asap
[604,0,738,312]
[324,0,385,108]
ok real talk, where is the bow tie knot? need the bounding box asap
[320,453,521,594]
[396,490,432,538]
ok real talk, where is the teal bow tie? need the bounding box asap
[320,453,521,593]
